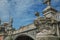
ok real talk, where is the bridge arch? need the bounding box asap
[14,33,35,40]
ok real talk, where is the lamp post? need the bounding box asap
[34,12,41,32]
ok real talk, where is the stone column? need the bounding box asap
[57,24,59,36]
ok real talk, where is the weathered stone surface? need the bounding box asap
[36,32,59,40]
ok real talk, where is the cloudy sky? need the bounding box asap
[0,0,60,29]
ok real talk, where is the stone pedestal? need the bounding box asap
[36,32,60,40]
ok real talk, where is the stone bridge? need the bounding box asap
[5,24,38,40]
[13,24,38,40]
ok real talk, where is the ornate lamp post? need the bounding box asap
[35,12,40,17]
[34,12,41,32]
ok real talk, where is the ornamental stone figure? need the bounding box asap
[35,0,60,40]
[36,25,58,40]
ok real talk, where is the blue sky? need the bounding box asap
[0,0,60,29]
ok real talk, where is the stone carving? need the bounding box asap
[44,0,51,6]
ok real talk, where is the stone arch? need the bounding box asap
[14,33,35,40]
[4,36,13,40]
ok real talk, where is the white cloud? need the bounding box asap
[14,0,35,17]
[20,17,35,22]
[0,0,9,21]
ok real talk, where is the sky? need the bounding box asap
[0,0,60,29]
